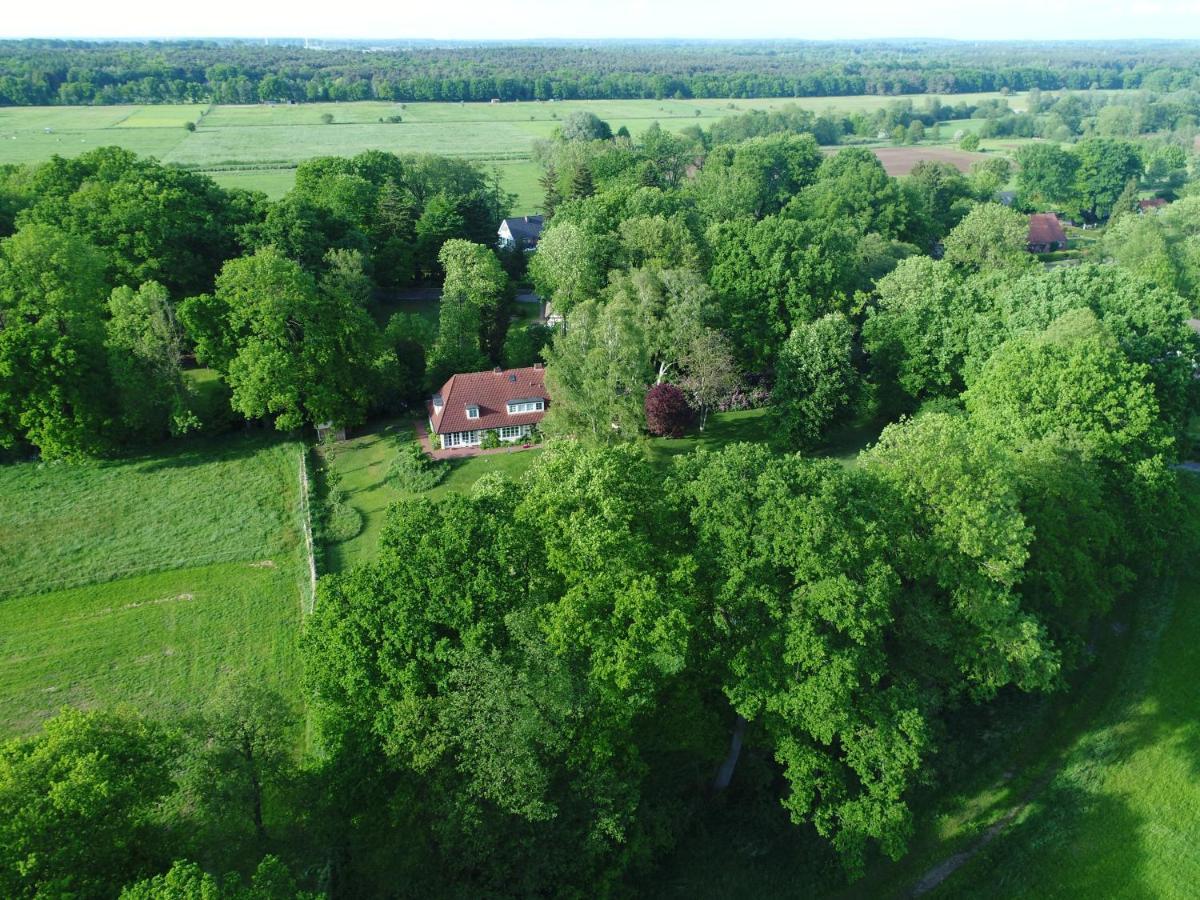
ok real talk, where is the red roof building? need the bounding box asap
[1138,198,1169,213]
[1027,213,1067,253]
[428,365,549,449]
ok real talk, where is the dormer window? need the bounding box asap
[466,405,480,419]
[507,399,545,414]
[432,395,443,411]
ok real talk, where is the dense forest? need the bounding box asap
[2,90,1200,896]
[2,39,1200,105]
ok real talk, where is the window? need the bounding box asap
[466,405,479,419]
[498,425,528,441]
[506,399,545,414]
[443,431,482,448]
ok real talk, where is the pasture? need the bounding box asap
[0,91,1047,212]
[0,431,308,737]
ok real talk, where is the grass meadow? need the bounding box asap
[0,430,308,738]
[0,91,1054,212]
[0,433,302,598]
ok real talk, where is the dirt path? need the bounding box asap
[908,766,1059,896]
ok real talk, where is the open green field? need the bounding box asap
[0,559,304,737]
[0,433,302,598]
[0,431,308,738]
[0,91,1059,213]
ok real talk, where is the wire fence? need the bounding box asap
[296,448,319,615]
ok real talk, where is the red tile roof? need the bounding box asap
[429,366,549,434]
[1028,213,1067,247]
[1139,198,1168,211]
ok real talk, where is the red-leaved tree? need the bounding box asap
[644,382,692,437]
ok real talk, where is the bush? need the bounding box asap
[716,386,772,413]
[324,496,363,542]
[388,441,448,493]
[480,429,501,450]
[645,383,692,437]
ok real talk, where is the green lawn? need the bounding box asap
[320,420,544,572]
[0,91,1080,215]
[0,431,311,739]
[0,559,305,738]
[0,433,302,598]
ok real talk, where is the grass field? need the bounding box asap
[0,559,304,737]
[0,431,308,738]
[0,91,1063,212]
[0,433,302,598]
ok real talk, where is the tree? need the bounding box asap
[773,313,862,448]
[644,382,692,437]
[964,308,1173,478]
[106,281,195,441]
[1014,142,1078,207]
[1108,177,1140,224]
[560,111,613,142]
[959,132,981,151]
[707,214,857,371]
[901,161,972,246]
[861,256,982,409]
[438,239,512,359]
[568,164,595,200]
[18,147,240,296]
[0,224,113,458]
[1072,138,1143,223]
[0,709,178,899]
[414,193,465,277]
[183,247,379,431]
[527,221,607,315]
[426,287,489,387]
[305,444,696,893]
[786,147,910,239]
[539,163,562,218]
[541,297,650,443]
[502,322,553,369]
[182,679,297,850]
[119,856,316,900]
[605,267,714,384]
[679,329,741,430]
[940,203,1034,274]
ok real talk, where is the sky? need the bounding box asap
[3,0,1200,41]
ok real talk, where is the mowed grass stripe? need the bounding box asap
[0,559,305,737]
[0,433,302,598]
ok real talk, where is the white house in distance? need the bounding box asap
[428,365,549,450]
[497,215,545,251]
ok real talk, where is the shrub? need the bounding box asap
[645,383,692,437]
[387,441,448,493]
[325,497,363,542]
[480,429,501,450]
[716,386,772,413]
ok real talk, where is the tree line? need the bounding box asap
[2,39,1200,106]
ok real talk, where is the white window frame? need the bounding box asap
[466,405,480,420]
[506,399,545,415]
[498,424,530,441]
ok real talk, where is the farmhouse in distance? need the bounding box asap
[497,214,545,251]
[1027,212,1068,253]
[428,365,548,450]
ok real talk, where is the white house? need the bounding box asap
[497,215,545,252]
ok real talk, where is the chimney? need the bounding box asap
[533,362,543,370]
[493,366,502,373]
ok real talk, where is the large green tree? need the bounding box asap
[0,709,178,900]
[773,312,862,448]
[181,247,379,430]
[0,223,113,458]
